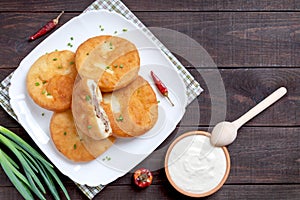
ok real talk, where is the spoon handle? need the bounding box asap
[232,87,287,129]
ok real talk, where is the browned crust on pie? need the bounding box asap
[102,76,158,138]
[26,50,77,112]
[75,35,140,92]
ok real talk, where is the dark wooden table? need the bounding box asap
[1,0,299,199]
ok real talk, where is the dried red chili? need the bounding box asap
[133,168,153,188]
[29,11,64,41]
[150,71,174,106]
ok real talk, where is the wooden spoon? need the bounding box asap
[210,87,287,147]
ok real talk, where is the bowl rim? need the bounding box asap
[164,130,231,197]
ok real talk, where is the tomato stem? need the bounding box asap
[138,173,148,182]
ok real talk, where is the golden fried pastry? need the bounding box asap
[72,77,112,140]
[50,109,115,162]
[101,76,158,137]
[77,129,115,159]
[75,35,140,92]
[26,50,77,112]
[50,109,94,162]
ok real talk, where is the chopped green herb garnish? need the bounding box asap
[35,82,40,86]
[87,125,92,129]
[70,37,74,40]
[106,66,110,70]
[42,90,46,94]
[122,28,128,32]
[42,80,47,84]
[114,30,118,34]
[99,25,104,31]
[67,43,73,47]
[69,61,74,65]
[73,144,77,149]
[53,58,57,61]
[85,95,91,101]
[102,156,111,161]
[116,115,124,122]
[114,64,118,68]
[157,100,160,103]
[57,65,63,69]
[64,131,67,136]
[41,113,45,116]
[46,93,51,96]
[119,64,124,68]
[109,42,113,49]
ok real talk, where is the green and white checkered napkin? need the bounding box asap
[0,0,202,199]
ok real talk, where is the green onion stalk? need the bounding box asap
[0,125,70,200]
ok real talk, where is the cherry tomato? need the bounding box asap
[133,168,153,188]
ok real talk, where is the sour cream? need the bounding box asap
[165,132,230,197]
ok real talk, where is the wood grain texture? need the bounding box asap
[0,0,94,12]
[135,12,300,67]
[0,0,299,199]
[0,184,299,200]
[0,0,300,11]
[94,185,300,200]
[2,12,300,69]
[187,68,300,126]
[0,13,78,69]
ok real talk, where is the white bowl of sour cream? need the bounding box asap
[165,131,230,197]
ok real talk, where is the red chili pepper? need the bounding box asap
[29,11,64,41]
[133,168,153,188]
[150,71,174,106]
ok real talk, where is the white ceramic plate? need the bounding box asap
[9,10,187,186]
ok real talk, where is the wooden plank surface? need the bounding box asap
[188,68,300,126]
[0,0,299,199]
[1,183,299,199]
[83,185,300,199]
[1,0,300,11]
[1,12,300,68]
